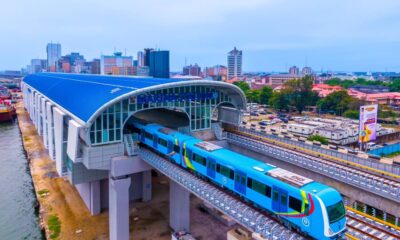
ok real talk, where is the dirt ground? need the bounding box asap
[16,101,235,240]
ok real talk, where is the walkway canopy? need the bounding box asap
[23,73,246,146]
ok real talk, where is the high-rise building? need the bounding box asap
[136,66,150,76]
[183,64,202,76]
[149,50,170,78]
[90,59,101,74]
[302,67,313,76]
[143,48,154,67]
[30,59,47,73]
[137,51,144,67]
[289,66,300,75]
[100,52,133,75]
[58,52,86,73]
[227,47,242,80]
[46,43,61,72]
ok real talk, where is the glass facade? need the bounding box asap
[89,86,234,146]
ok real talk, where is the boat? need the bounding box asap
[0,99,16,122]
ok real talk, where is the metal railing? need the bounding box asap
[138,148,303,240]
[237,126,400,176]
[227,133,400,203]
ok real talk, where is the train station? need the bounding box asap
[21,73,400,240]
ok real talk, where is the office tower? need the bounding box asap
[46,43,61,72]
[90,59,101,74]
[30,59,47,73]
[149,50,170,78]
[289,66,300,75]
[100,52,133,75]
[302,67,313,76]
[227,47,242,80]
[143,48,154,67]
[183,64,202,76]
[137,51,144,67]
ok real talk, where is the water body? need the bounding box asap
[0,121,43,239]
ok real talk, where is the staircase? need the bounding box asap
[124,133,140,156]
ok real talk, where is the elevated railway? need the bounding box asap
[226,128,400,203]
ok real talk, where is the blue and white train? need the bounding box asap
[131,122,347,239]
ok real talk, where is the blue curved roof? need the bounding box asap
[23,73,186,122]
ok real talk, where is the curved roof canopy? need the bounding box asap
[24,73,246,125]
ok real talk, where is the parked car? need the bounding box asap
[250,112,259,116]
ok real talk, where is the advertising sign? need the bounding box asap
[359,104,378,143]
[134,91,218,104]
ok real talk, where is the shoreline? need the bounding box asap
[15,101,109,240]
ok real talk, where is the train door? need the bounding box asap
[206,158,216,179]
[167,140,174,153]
[272,187,288,213]
[153,134,158,148]
[234,171,247,195]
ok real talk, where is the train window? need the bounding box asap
[247,178,252,188]
[158,138,167,147]
[193,153,206,166]
[289,196,302,213]
[241,176,246,185]
[281,195,287,206]
[273,191,279,202]
[248,178,271,198]
[144,131,153,140]
[173,145,180,153]
[218,164,233,179]
[326,201,345,224]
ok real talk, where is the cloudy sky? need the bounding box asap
[1,0,400,72]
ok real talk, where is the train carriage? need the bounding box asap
[132,122,347,239]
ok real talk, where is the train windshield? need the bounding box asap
[326,201,345,224]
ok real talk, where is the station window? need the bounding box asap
[289,196,302,212]
[192,153,206,166]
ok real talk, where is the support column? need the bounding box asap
[109,176,131,240]
[169,179,190,232]
[142,170,152,202]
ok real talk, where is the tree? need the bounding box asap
[343,110,359,119]
[389,78,400,92]
[247,89,261,103]
[283,75,319,114]
[233,81,250,93]
[269,91,290,112]
[307,135,329,145]
[259,86,273,105]
[317,90,353,115]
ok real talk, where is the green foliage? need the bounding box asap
[389,78,400,92]
[48,215,61,239]
[325,77,388,89]
[38,189,50,198]
[233,81,250,93]
[343,110,359,119]
[382,151,400,158]
[259,86,273,105]
[307,135,329,145]
[269,91,290,111]
[317,90,355,115]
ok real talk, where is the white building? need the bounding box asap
[46,43,61,72]
[227,47,242,80]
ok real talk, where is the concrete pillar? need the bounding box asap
[363,204,367,214]
[109,176,131,240]
[142,170,152,202]
[76,181,101,215]
[372,208,376,217]
[169,180,190,232]
[383,212,387,222]
[395,217,398,226]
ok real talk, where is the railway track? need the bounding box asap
[345,207,400,240]
[226,128,400,202]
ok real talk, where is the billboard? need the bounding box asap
[359,104,378,143]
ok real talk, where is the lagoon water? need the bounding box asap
[0,121,43,239]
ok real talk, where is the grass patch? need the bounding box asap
[37,189,49,198]
[47,215,61,239]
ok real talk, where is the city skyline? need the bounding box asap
[1,0,400,72]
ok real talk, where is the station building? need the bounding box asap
[21,73,246,239]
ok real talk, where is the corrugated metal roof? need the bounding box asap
[23,73,186,122]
